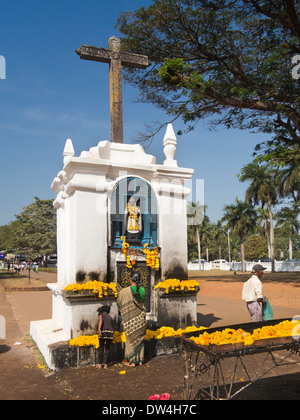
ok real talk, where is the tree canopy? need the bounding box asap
[117,0,300,163]
[10,197,56,259]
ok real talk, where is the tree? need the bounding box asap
[187,202,209,266]
[227,235,240,262]
[276,206,300,259]
[276,159,300,204]
[238,162,278,270]
[187,201,204,265]
[244,235,269,261]
[0,221,20,252]
[117,0,300,163]
[211,220,227,259]
[11,197,56,263]
[201,222,214,262]
[222,197,257,271]
[256,206,271,257]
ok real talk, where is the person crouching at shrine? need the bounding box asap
[242,264,267,322]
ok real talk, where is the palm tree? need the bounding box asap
[276,206,300,259]
[228,235,240,261]
[187,202,208,269]
[211,220,227,259]
[238,162,278,271]
[257,207,271,258]
[201,223,213,262]
[222,197,257,272]
[276,160,300,205]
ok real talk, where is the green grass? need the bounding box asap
[24,334,50,371]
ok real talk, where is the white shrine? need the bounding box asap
[30,124,195,370]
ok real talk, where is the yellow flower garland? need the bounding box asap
[64,280,118,298]
[120,237,160,270]
[190,320,300,347]
[69,334,100,349]
[155,279,199,293]
[144,325,207,340]
[69,321,300,349]
[69,331,127,349]
[143,244,160,270]
[69,326,207,348]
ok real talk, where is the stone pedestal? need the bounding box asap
[156,290,197,330]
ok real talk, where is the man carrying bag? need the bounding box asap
[242,264,272,322]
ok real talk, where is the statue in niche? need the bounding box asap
[124,196,142,243]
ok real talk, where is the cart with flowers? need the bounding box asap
[182,318,300,400]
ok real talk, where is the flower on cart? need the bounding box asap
[189,320,300,347]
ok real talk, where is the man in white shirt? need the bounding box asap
[242,264,267,322]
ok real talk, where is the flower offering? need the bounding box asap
[64,280,118,298]
[155,278,200,293]
[69,326,207,348]
[189,319,300,347]
[69,334,100,349]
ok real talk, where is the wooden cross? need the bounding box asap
[75,36,150,144]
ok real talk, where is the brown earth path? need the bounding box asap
[0,269,300,401]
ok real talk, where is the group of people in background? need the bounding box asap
[0,261,39,273]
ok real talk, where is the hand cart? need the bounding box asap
[182,318,300,400]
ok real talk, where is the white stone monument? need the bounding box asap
[30,37,196,370]
[30,125,194,370]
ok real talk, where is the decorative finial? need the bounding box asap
[63,138,75,165]
[163,124,177,167]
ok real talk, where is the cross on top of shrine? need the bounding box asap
[75,36,150,144]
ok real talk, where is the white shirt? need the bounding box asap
[242,275,263,302]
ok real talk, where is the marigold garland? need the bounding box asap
[120,237,160,270]
[143,244,160,270]
[190,320,300,347]
[68,321,300,349]
[64,280,118,298]
[121,238,129,255]
[69,326,207,348]
[155,279,199,293]
[144,325,207,340]
[69,334,100,349]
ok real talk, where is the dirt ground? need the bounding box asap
[1,269,300,401]
[190,270,300,308]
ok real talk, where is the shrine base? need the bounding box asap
[30,321,181,371]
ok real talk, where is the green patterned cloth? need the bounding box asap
[117,286,146,364]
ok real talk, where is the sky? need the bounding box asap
[0,0,269,226]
